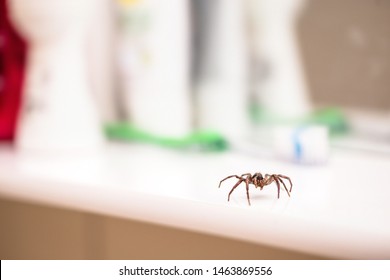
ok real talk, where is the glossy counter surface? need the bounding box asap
[0,143,389,259]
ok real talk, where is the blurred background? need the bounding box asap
[1,0,390,259]
[1,0,390,155]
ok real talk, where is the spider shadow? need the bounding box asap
[233,193,275,203]
[248,193,275,202]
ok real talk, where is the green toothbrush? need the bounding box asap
[104,122,229,152]
[250,105,349,135]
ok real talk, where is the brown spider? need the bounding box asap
[218,172,293,205]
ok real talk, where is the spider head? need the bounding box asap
[252,173,264,185]
[255,173,263,181]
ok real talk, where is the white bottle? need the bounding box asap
[248,0,311,119]
[115,0,191,138]
[194,0,249,141]
[9,0,104,153]
[86,0,118,123]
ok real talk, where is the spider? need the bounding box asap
[218,172,293,206]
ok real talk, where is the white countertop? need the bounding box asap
[0,142,389,259]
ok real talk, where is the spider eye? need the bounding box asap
[257,175,263,180]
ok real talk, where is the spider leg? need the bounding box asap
[273,175,281,199]
[227,179,244,202]
[276,176,290,197]
[277,174,293,192]
[245,176,251,206]
[218,175,242,188]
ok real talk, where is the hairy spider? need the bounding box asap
[218,172,293,206]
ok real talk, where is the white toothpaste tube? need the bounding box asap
[273,125,329,164]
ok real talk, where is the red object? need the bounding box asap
[0,0,26,141]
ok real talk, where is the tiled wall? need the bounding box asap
[298,0,390,110]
